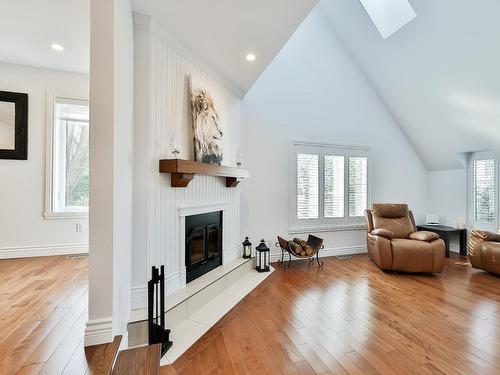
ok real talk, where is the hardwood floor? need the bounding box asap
[161,253,500,375]
[5,253,500,374]
[0,255,118,374]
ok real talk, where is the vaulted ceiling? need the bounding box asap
[319,0,500,170]
[132,0,317,95]
[2,0,499,170]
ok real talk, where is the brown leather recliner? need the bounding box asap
[468,230,500,275]
[365,203,445,273]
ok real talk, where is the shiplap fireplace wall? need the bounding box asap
[131,14,242,311]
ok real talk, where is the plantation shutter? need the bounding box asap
[296,153,319,219]
[473,159,496,223]
[348,156,368,217]
[324,155,345,218]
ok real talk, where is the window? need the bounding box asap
[359,0,417,39]
[290,141,370,233]
[45,94,89,219]
[470,152,498,230]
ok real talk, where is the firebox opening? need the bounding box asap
[185,211,223,283]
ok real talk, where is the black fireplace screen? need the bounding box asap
[185,211,222,283]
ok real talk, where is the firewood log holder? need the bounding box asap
[276,235,324,271]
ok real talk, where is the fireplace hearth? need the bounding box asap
[185,211,222,283]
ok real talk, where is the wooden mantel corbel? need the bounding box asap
[159,159,250,188]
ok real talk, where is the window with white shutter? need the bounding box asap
[324,155,344,219]
[470,153,497,230]
[348,157,368,218]
[290,141,370,233]
[297,153,319,219]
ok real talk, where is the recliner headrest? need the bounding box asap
[372,203,409,218]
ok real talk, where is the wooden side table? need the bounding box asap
[417,225,467,258]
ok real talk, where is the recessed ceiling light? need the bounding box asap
[245,53,256,62]
[51,43,64,52]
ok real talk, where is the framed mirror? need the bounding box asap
[0,91,28,160]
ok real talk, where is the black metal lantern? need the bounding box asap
[255,239,270,273]
[242,237,252,259]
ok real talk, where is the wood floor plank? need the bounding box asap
[162,253,500,375]
[38,308,88,374]
[87,335,122,375]
[3,252,500,374]
[112,344,160,375]
[0,255,115,374]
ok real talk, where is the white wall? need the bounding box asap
[427,169,467,227]
[0,62,89,258]
[131,17,242,311]
[113,0,134,343]
[240,8,428,257]
[427,169,467,253]
[86,0,134,346]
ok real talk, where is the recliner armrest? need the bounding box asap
[371,229,394,239]
[471,230,500,242]
[409,231,439,242]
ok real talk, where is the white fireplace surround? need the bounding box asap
[178,201,230,290]
[131,19,242,316]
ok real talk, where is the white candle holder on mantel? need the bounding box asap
[236,150,242,168]
[169,135,181,158]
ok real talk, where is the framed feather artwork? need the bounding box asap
[188,75,223,165]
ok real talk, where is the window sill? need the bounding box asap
[289,223,366,235]
[44,211,88,220]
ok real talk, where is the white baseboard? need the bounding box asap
[131,286,148,311]
[131,271,181,310]
[270,244,367,262]
[223,244,241,265]
[0,243,88,259]
[120,331,129,350]
[131,245,241,311]
[167,271,182,293]
[84,317,113,347]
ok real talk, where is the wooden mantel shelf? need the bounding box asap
[159,159,250,188]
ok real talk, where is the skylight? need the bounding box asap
[359,0,416,39]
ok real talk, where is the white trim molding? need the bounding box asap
[84,318,113,347]
[224,243,242,265]
[44,89,90,220]
[130,286,147,311]
[131,271,182,310]
[44,211,89,220]
[177,201,229,291]
[0,243,88,259]
[270,245,367,262]
[178,202,229,218]
[289,223,366,234]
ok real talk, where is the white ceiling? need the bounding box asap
[319,0,500,170]
[0,0,90,74]
[3,0,498,170]
[0,0,316,95]
[132,0,317,95]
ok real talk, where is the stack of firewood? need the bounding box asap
[289,238,315,256]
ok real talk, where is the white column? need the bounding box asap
[85,0,134,347]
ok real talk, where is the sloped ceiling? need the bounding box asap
[132,0,317,96]
[319,0,500,170]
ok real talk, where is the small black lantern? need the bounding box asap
[255,239,270,273]
[242,237,252,259]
